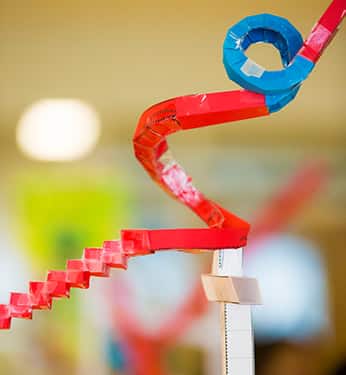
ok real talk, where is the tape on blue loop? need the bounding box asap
[223,13,314,102]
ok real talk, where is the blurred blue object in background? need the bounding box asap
[245,234,328,341]
[105,337,127,372]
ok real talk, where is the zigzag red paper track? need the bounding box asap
[0,228,245,329]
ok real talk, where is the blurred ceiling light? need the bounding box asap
[16,99,101,161]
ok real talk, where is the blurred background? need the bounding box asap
[0,0,345,374]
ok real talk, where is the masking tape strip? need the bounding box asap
[201,274,261,304]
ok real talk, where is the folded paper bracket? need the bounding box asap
[201,274,262,305]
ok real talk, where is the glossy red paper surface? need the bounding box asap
[133,92,265,231]
[0,228,244,329]
[299,0,345,62]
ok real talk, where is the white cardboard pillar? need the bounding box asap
[213,249,255,375]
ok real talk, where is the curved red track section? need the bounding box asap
[133,90,268,230]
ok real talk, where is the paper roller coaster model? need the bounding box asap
[1,1,344,374]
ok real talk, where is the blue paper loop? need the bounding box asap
[223,14,314,108]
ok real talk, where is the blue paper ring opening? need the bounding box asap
[223,14,314,95]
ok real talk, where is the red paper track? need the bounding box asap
[0,228,245,329]
[1,0,343,332]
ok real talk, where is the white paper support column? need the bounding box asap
[213,249,255,375]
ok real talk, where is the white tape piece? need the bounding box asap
[241,59,265,78]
